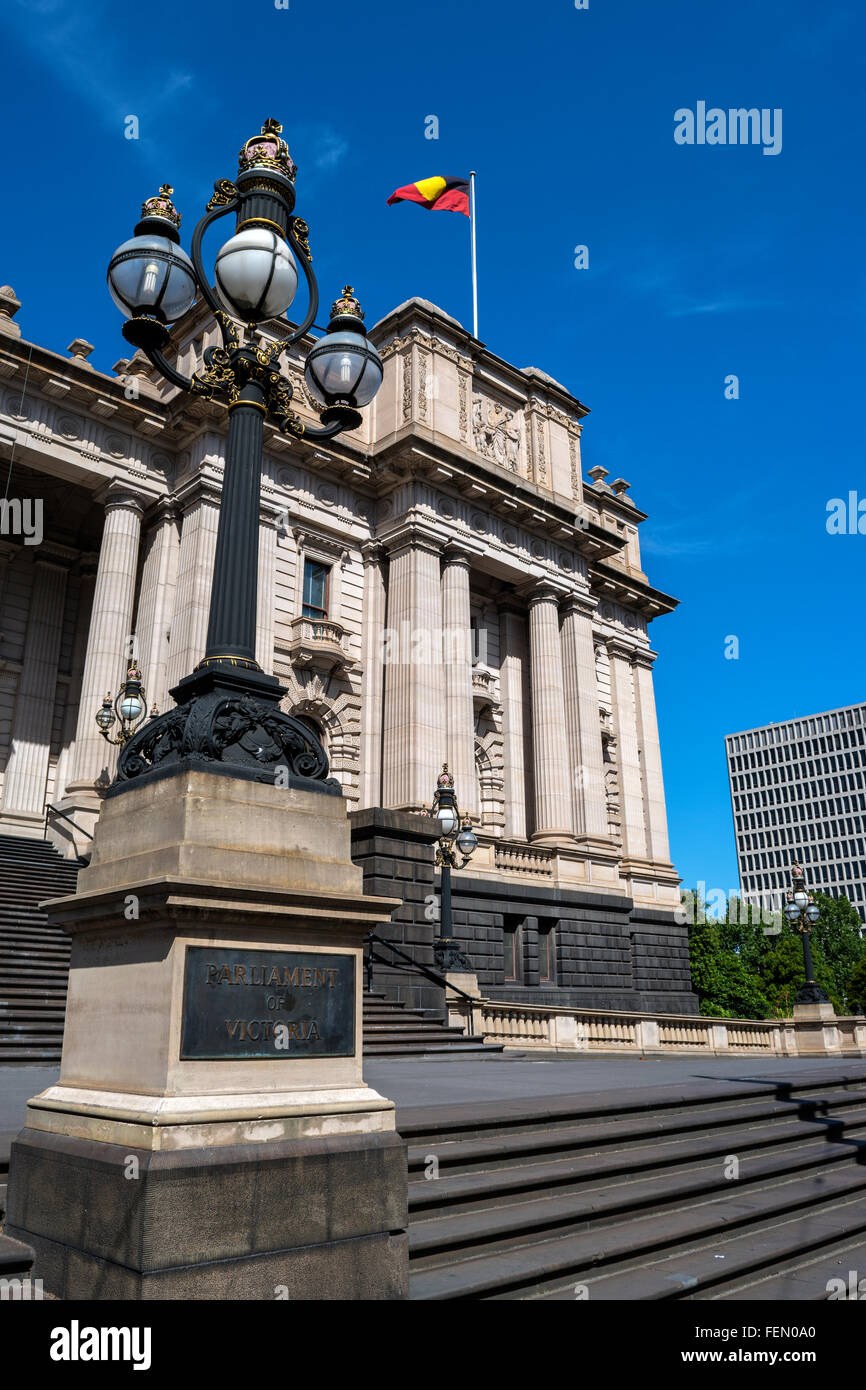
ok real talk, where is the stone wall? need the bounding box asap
[349,808,442,1015]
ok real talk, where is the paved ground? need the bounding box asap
[4,1055,866,1163]
[365,1053,866,1109]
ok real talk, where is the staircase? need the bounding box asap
[363,991,500,1056]
[402,1068,866,1300]
[0,836,78,1063]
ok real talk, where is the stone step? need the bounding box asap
[0,1046,61,1061]
[405,1088,865,1180]
[408,1125,866,1265]
[409,1162,866,1301]
[536,1192,866,1302]
[0,1233,35,1279]
[407,1102,866,1213]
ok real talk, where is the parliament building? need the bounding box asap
[0,281,694,1014]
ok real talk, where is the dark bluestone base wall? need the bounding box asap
[449,875,698,1015]
[349,808,444,1015]
[349,810,697,1017]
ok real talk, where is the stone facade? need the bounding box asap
[0,285,692,1011]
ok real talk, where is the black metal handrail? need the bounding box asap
[364,930,477,1035]
[44,804,93,864]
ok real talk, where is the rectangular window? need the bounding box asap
[302,559,330,620]
[503,921,522,982]
[538,926,556,984]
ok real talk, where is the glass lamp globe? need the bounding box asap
[784,900,801,922]
[119,692,144,723]
[95,697,116,731]
[304,330,383,409]
[214,227,298,322]
[805,902,820,923]
[107,235,196,322]
[793,888,809,909]
[456,821,478,858]
[436,804,458,837]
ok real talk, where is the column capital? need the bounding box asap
[98,479,150,516]
[560,590,597,621]
[527,579,567,609]
[441,543,472,571]
[361,540,388,567]
[173,473,223,514]
[631,646,658,670]
[72,550,98,579]
[606,636,637,662]
[382,522,442,561]
[153,496,180,525]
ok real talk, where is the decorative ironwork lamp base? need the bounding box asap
[110,664,339,798]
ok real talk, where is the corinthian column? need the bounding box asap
[497,599,532,840]
[441,546,478,819]
[1,556,69,828]
[381,531,445,811]
[560,593,609,842]
[134,500,180,714]
[608,638,648,860]
[633,648,671,863]
[64,485,146,800]
[527,583,574,844]
[359,543,387,807]
[165,482,221,688]
[255,507,277,674]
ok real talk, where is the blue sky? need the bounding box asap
[1,0,863,893]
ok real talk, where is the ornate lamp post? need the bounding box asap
[430,765,478,971]
[784,860,830,1006]
[94,662,154,746]
[104,119,382,791]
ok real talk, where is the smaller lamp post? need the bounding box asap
[430,765,478,971]
[784,860,831,1007]
[95,663,154,747]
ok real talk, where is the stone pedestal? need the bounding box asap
[791,999,840,1056]
[5,770,407,1300]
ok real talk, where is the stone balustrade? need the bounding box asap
[445,995,866,1058]
[286,615,355,673]
[493,842,555,877]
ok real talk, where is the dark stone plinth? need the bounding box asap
[350,808,442,1015]
[6,1126,408,1301]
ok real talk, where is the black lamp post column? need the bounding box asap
[785,860,831,1008]
[431,765,478,972]
[203,383,266,668]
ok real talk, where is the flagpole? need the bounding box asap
[469,170,478,339]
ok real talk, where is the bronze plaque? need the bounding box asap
[180,946,356,1060]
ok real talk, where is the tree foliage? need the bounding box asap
[685,888,866,1019]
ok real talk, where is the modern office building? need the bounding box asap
[726,703,866,923]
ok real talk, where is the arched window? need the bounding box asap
[297,714,327,752]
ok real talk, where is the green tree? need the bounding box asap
[807,893,866,1012]
[688,914,770,1019]
[847,955,866,1015]
[760,931,839,1016]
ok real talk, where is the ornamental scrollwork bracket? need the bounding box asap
[206,178,239,211]
[290,216,312,262]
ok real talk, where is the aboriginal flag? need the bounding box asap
[387,175,471,217]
